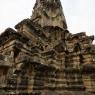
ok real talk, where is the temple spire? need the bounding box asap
[31,0,67,29]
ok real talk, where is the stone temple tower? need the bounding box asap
[0,0,95,95]
[31,0,67,29]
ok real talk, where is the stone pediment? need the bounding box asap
[0,28,17,46]
[0,28,30,47]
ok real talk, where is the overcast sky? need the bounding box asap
[0,0,95,43]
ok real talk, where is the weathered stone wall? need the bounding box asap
[0,27,95,95]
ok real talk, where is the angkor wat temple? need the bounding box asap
[0,0,95,95]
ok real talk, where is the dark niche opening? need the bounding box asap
[79,54,84,65]
[74,43,81,52]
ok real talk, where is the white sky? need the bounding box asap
[0,0,95,43]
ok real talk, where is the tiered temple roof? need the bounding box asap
[0,0,95,95]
